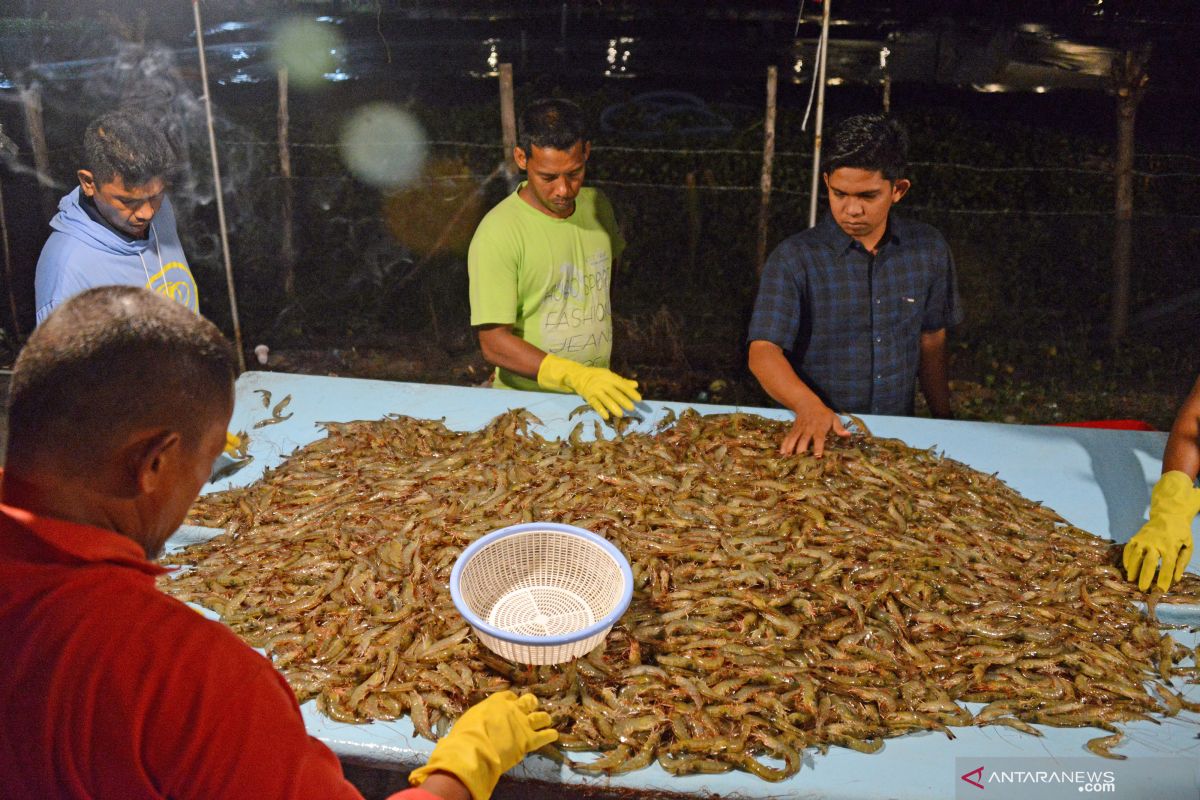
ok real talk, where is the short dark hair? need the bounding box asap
[6,287,238,475]
[84,109,179,186]
[518,98,588,155]
[821,114,908,182]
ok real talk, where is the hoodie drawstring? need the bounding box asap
[138,221,167,297]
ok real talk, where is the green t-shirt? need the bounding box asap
[468,185,626,391]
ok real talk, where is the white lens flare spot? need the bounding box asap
[271,19,343,88]
[340,104,428,190]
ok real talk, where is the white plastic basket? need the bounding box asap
[450,522,634,665]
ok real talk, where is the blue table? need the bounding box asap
[171,371,1200,799]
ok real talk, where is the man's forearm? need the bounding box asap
[918,329,952,418]
[749,339,849,455]
[748,340,825,413]
[477,325,548,381]
[1163,376,1200,479]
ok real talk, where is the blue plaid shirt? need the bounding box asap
[748,213,963,415]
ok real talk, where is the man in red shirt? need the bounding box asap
[0,287,556,800]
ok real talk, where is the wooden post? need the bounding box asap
[756,65,778,275]
[20,85,56,221]
[1108,46,1150,349]
[277,66,296,296]
[685,171,699,278]
[499,63,517,181]
[0,173,19,338]
[880,46,892,113]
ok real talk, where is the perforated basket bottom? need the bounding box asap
[487,585,597,637]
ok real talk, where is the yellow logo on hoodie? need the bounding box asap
[145,261,199,312]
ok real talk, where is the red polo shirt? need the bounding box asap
[0,503,435,800]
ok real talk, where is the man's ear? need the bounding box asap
[126,430,180,498]
[582,141,591,161]
[892,178,911,202]
[77,170,96,197]
[513,147,528,171]
[822,172,831,190]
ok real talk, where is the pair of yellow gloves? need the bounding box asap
[409,691,557,800]
[537,353,641,420]
[1124,470,1200,592]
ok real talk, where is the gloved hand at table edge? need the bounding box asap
[1123,470,1200,592]
[408,691,558,800]
[536,353,641,420]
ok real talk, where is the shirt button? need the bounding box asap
[875,337,882,343]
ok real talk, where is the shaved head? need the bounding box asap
[6,287,237,476]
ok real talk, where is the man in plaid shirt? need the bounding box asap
[748,114,962,456]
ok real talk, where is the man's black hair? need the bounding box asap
[518,98,588,155]
[821,114,908,182]
[84,109,178,186]
[6,286,238,476]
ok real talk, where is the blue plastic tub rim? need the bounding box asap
[450,521,635,648]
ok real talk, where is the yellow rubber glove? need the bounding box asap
[1123,470,1200,592]
[224,431,242,454]
[408,691,558,800]
[537,353,641,420]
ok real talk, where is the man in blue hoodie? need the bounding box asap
[34,110,197,325]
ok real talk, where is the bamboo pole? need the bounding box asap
[20,85,56,221]
[1108,46,1150,349]
[499,63,517,180]
[192,0,246,372]
[756,65,778,275]
[277,66,295,296]
[807,0,832,228]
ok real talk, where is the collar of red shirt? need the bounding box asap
[0,502,167,576]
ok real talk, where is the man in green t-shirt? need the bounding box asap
[468,98,641,419]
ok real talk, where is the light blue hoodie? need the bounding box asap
[34,187,197,324]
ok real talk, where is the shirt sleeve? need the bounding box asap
[468,205,522,327]
[594,190,626,263]
[920,236,964,332]
[747,238,805,351]
[34,238,91,326]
